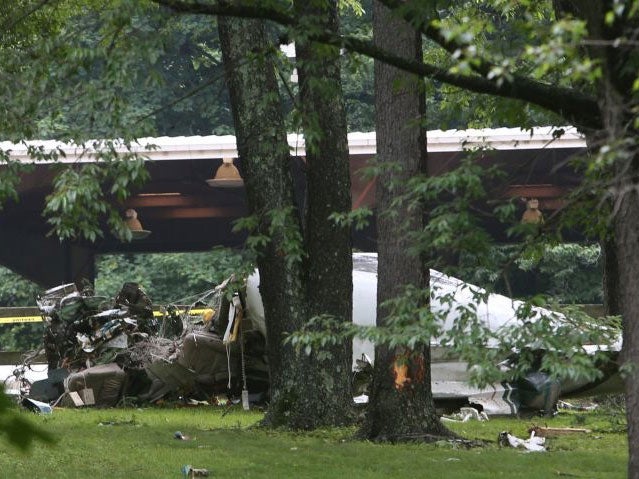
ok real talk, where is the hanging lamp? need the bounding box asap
[206,158,244,188]
[124,208,151,239]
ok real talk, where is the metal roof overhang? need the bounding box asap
[0,126,585,164]
[0,126,587,286]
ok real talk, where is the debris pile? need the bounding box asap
[11,278,269,409]
[39,282,156,371]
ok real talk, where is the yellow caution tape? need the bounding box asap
[0,316,43,324]
[153,308,211,317]
[0,309,212,324]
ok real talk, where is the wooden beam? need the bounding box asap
[504,184,567,198]
[140,206,246,219]
[126,195,203,208]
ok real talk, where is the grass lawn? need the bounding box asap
[0,404,628,478]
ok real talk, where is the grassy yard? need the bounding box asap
[0,404,628,478]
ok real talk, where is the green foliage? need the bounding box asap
[340,0,374,132]
[233,208,305,268]
[292,149,612,390]
[95,247,254,304]
[43,153,150,242]
[0,391,54,452]
[0,266,43,351]
[0,267,40,307]
[462,243,603,304]
[518,243,602,303]
[0,150,33,209]
[329,207,373,231]
[393,153,502,270]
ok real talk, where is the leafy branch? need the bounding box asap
[152,0,602,128]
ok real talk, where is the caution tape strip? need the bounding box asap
[0,308,212,325]
[0,316,43,324]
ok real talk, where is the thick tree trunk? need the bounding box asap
[218,17,308,424]
[361,1,449,441]
[601,236,622,316]
[596,8,639,474]
[556,4,638,474]
[291,0,354,427]
[219,12,353,429]
[614,158,639,479]
[596,49,637,478]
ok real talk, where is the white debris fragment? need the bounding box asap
[441,407,489,422]
[498,431,546,452]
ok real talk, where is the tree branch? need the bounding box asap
[1,0,56,33]
[375,0,602,129]
[152,0,293,26]
[338,34,601,129]
[151,0,602,129]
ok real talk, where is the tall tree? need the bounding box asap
[361,0,448,441]
[218,15,306,427]
[372,1,638,472]
[292,0,354,426]
[218,9,353,428]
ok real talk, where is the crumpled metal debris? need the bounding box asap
[38,282,155,371]
[16,278,269,410]
[21,397,52,414]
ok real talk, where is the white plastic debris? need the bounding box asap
[441,407,489,422]
[498,431,546,452]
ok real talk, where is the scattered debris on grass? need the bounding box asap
[182,465,210,477]
[558,400,598,412]
[498,430,546,452]
[441,407,489,423]
[174,431,191,441]
[21,397,52,414]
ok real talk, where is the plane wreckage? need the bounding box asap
[348,253,622,415]
[2,253,622,415]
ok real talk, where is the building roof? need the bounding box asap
[0,126,585,163]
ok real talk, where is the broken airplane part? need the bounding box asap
[351,253,622,414]
[2,253,621,416]
[247,253,622,415]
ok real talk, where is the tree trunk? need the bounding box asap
[614,154,639,479]
[219,12,353,429]
[610,128,639,479]
[218,16,308,424]
[555,4,637,473]
[361,1,449,441]
[291,0,354,427]
[601,236,622,316]
[593,7,639,474]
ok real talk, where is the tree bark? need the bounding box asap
[602,236,622,316]
[218,16,308,425]
[615,174,639,479]
[291,0,354,427]
[607,104,639,479]
[219,12,353,429]
[361,1,449,442]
